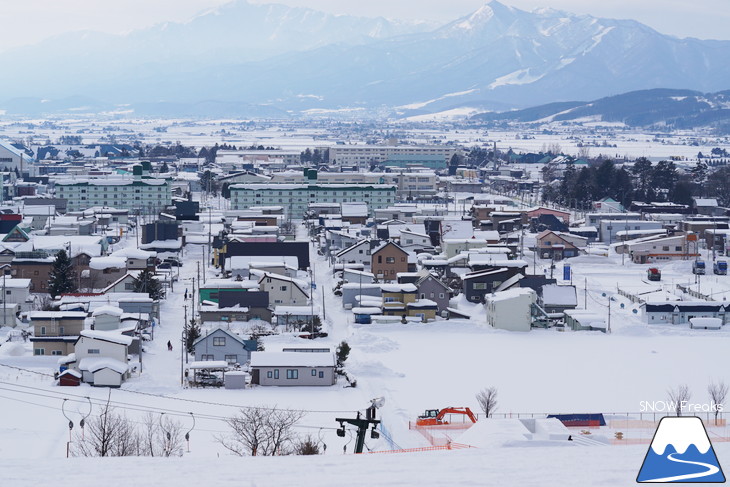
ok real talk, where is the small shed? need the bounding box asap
[689,317,723,330]
[224,371,248,389]
[352,307,382,324]
[58,369,82,387]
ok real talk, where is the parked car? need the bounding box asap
[647,268,661,281]
[163,257,182,267]
[157,262,172,270]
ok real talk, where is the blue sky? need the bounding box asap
[2,0,727,51]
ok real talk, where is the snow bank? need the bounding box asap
[0,342,25,357]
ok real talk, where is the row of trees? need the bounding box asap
[542,158,704,208]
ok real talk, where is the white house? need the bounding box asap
[250,351,336,386]
[485,288,535,332]
[398,229,432,250]
[72,330,132,387]
[0,277,32,312]
[257,273,309,306]
[615,233,698,264]
[91,305,124,331]
[335,240,372,269]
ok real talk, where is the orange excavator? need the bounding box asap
[416,407,478,426]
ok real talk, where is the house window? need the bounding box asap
[311,369,317,376]
[225,354,237,364]
[377,255,382,264]
[420,293,425,299]
[267,371,273,378]
[202,354,214,361]
[675,246,682,251]
[384,297,396,303]
[213,337,226,346]
[386,257,395,264]
[280,285,287,291]
[34,348,45,356]
[286,369,298,379]
[662,246,670,251]
[274,369,279,379]
[439,293,445,299]
[51,350,63,356]
[473,283,487,290]
[59,327,64,335]
[40,326,46,335]
[319,371,324,378]
[88,349,100,354]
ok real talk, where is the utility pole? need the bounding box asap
[584,277,587,309]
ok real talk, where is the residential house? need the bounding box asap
[538,285,578,315]
[599,220,663,244]
[199,291,272,324]
[29,311,88,356]
[335,239,374,270]
[86,256,128,290]
[192,327,257,365]
[91,305,123,331]
[412,271,451,312]
[371,241,409,282]
[11,251,54,293]
[535,230,583,261]
[398,229,433,252]
[463,267,522,303]
[381,283,417,317]
[341,283,382,309]
[485,288,536,332]
[0,277,32,312]
[72,330,132,387]
[250,351,337,386]
[615,233,698,264]
[643,301,727,325]
[257,273,309,306]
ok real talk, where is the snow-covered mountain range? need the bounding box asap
[1,0,729,117]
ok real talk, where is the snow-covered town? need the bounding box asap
[0,117,729,485]
[3,1,730,485]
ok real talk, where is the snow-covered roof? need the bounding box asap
[0,278,31,288]
[250,351,335,368]
[79,329,133,346]
[273,306,320,316]
[89,256,126,270]
[541,285,578,307]
[188,360,229,369]
[59,369,82,378]
[486,288,535,303]
[78,357,129,374]
[380,283,417,293]
[30,311,87,319]
[91,305,124,317]
[111,248,156,259]
[352,307,382,315]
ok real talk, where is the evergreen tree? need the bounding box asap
[48,249,78,298]
[159,161,169,173]
[336,340,350,369]
[184,318,201,354]
[132,269,164,300]
[631,157,653,201]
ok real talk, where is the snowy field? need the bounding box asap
[1,118,728,160]
[6,442,724,487]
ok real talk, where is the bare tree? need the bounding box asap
[293,434,320,455]
[476,387,498,418]
[217,407,305,456]
[708,381,728,425]
[141,413,185,457]
[668,384,692,416]
[73,394,141,457]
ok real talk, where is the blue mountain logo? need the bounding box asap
[637,416,725,483]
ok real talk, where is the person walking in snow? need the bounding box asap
[167,340,173,351]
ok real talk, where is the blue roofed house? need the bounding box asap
[192,327,258,366]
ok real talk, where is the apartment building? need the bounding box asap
[229,184,396,219]
[55,178,172,213]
